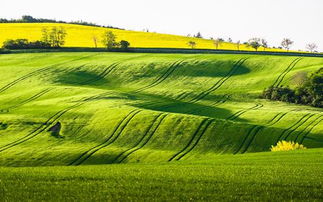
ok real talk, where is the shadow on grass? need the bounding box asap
[124,92,235,119]
[177,61,250,78]
[54,70,109,86]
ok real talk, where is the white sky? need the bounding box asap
[1,0,323,51]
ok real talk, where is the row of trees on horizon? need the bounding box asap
[187,34,319,53]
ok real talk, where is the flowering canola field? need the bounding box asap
[0,23,284,51]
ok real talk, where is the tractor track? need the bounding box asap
[275,113,313,143]
[134,60,184,93]
[168,118,213,161]
[113,113,168,163]
[0,88,53,113]
[294,114,323,143]
[0,102,83,153]
[282,113,316,141]
[0,54,96,95]
[69,109,142,165]
[299,118,323,144]
[227,104,263,121]
[272,58,302,87]
[234,110,290,154]
[78,63,119,85]
[189,58,247,103]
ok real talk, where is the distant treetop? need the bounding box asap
[0,15,124,30]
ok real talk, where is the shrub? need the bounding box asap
[271,141,306,152]
[119,40,130,51]
[2,39,51,49]
[262,68,323,108]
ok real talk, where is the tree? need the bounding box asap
[195,32,202,38]
[42,27,67,48]
[306,43,318,53]
[187,41,196,49]
[236,40,241,51]
[228,37,233,43]
[21,15,36,22]
[92,35,98,48]
[281,38,293,51]
[261,39,268,51]
[214,38,223,49]
[120,40,130,51]
[102,31,117,50]
[247,38,261,51]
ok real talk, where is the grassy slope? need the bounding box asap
[0,149,322,201]
[0,23,285,51]
[0,52,322,167]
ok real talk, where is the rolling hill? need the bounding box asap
[0,52,322,167]
[0,23,286,51]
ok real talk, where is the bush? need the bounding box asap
[0,48,10,53]
[263,68,323,108]
[119,40,130,51]
[271,141,306,151]
[2,39,51,49]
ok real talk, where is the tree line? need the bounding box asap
[2,27,67,49]
[0,15,123,30]
[186,32,318,52]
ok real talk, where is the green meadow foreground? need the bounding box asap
[0,149,322,201]
[0,52,322,200]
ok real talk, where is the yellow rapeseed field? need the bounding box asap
[0,23,284,51]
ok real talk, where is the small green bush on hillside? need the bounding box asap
[263,68,323,108]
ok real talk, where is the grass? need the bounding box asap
[0,52,322,167]
[0,149,322,201]
[0,23,287,51]
[0,52,322,200]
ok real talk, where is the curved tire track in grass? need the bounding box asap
[226,104,263,121]
[69,109,142,166]
[189,58,247,103]
[234,111,289,154]
[0,88,53,113]
[79,63,119,85]
[294,114,323,143]
[0,103,82,153]
[282,113,316,141]
[0,55,96,95]
[211,94,231,107]
[113,113,168,163]
[168,118,213,161]
[134,60,184,93]
[272,58,302,87]
[274,113,313,143]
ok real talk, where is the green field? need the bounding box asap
[1,149,322,201]
[0,52,322,200]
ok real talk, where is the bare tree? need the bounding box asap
[236,40,241,51]
[261,39,268,51]
[214,38,223,49]
[187,41,197,49]
[281,38,293,51]
[306,43,318,53]
[92,35,98,48]
[247,38,261,51]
